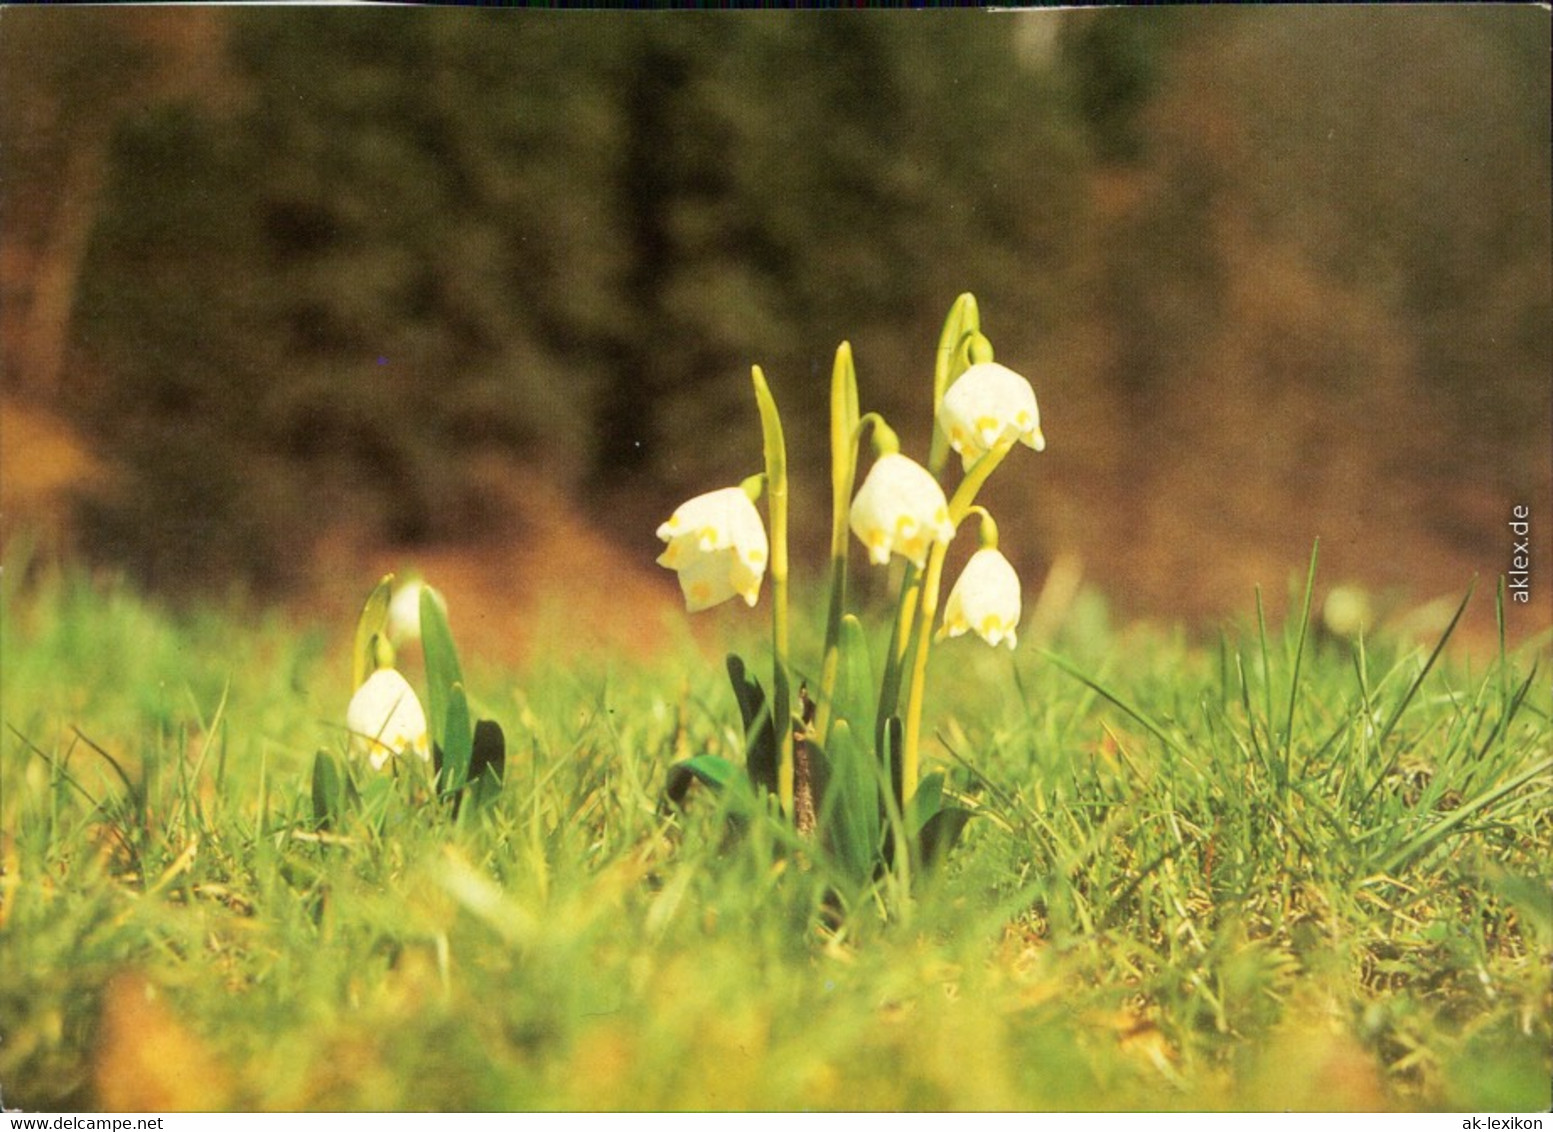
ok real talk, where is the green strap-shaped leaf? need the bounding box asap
[906,771,945,838]
[815,343,861,741]
[352,575,394,689]
[819,720,883,887]
[917,806,973,872]
[882,714,904,815]
[830,615,875,749]
[727,654,777,795]
[419,584,465,755]
[750,365,794,818]
[727,653,763,734]
[440,682,475,798]
[311,749,344,830]
[665,754,741,810]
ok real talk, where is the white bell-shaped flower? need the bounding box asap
[849,453,954,569]
[656,486,769,612]
[347,667,431,770]
[385,578,424,645]
[940,548,1021,649]
[939,362,1045,471]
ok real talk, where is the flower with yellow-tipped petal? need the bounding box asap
[939,547,1021,649]
[656,486,769,612]
[849,453,954,569]
[939,362,1045,471]
[347,667,431,770]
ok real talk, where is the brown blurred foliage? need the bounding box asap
[990,8,1550,634]
[2,8,1547,639]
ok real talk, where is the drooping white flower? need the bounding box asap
[385,577,424,645]
[939,362,1045,471]
[347,667,431,770]
[849,453,954,569]
[656,486,769,612]
[939,548,1021,649]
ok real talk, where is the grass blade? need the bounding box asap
[1358,580,1475,809]
[1375,755,1552,876]
[1282,539,1320,771]
[1039,648,1184,758]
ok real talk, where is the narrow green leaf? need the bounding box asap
[727,653,763,734]
[906,771,945,837]
[883,714,904,814]
[830,615,875,749]
[819,719,883,886]
[816,342,861,741]
[1255,586,1274,760]
[829,342,860,529]
[311,749,343,830]
[917,806,973,871]
[876,569,921,747]
[727,654,777,795]
[1375,755,1551,876]
[751,366,788,502]
[1359,579,1476,810]
[751,364,793,819]
[1474,659,1539,765]
[1039,648,1185,758]
[665,754,740,808]
[419,584,464,754]
[440,682,474,798]
[1282,539,1320,772]
[343,759,362,811]
[353,574,394,690]
[356,772,395,832]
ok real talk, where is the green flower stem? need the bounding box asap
[875,562,920,752]
[894,289,981,764]
[898,434,1017,803]
[968,505,998,550]
[751,366,794,818]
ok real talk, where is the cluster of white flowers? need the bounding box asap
[656,361,1043,649]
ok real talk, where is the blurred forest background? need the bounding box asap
[3,7,1549,654]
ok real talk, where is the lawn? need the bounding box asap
[1,547,1548,1112]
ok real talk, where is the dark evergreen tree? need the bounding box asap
[67,11,1089,590]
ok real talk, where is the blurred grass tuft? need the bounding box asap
[2,546,1547,1110]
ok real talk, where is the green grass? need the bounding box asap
[2,550,1549,1111]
